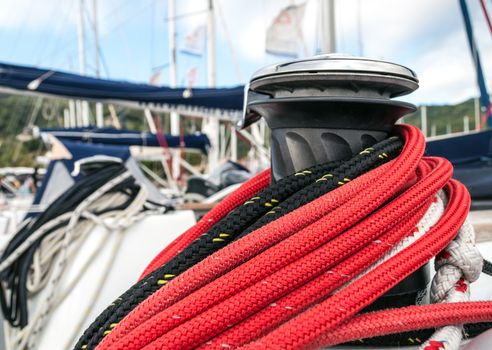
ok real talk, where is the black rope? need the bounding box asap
[0,162,141,328]
[76,137,405,350]
[483,258,492,276]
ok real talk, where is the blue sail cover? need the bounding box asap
[0,62,244,118]
[31,140,132,211]
[426,129,492,199]
[40,127,210,154]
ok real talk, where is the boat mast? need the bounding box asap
[459,0,491,128]
[319,0,336,53]
[92,0,104,127]
[168,0,178,90]
[92,0,100,78]
[167,0,181,181]
[77,0,90,126]
[207,0,216,87]
[77,0,87,75]
[207,0,219,170]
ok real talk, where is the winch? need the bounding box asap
[76,55,492,350]
[241,54,426,309]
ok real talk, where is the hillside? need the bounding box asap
[403,98,479,135]
[0,95,151,167]
[0,94,484,167]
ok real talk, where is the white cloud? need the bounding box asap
[328,0,492,104]
[0,0,75,30]
[1,0,491,105]
[210,0,489,103]
[214,0,275,61]
[0,0,124,36]
[406,30,478,104]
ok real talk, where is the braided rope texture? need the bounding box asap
[0,163,134,328]
[77,138,403,349]
[77,125,492,350]
[419,218,483,350]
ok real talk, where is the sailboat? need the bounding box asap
[0,0,490,349]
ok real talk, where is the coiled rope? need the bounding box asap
[0,162,167,350]
[78,125,492,350]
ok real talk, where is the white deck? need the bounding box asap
[36,210,196,350]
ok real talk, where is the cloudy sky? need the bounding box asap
[0,0,491,105]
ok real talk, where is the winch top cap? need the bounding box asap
[240,55,419,129]
[250,54,418,84]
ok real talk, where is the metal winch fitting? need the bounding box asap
[241,54,418,182]
[241,54,426,306]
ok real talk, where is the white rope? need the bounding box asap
[349,190,483,350]
[419,218,483,350]
[25,173,136,350]
[1,171,158,350]
[340,193,445,291]
[335,190,484,350]
[60,187,150,350]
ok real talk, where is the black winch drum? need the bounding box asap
[239,54,428,306]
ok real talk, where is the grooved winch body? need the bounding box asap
[241,54,418,181]
[241,54,426,305]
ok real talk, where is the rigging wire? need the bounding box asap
[39,0,151,71]
[150,0,157,72]
[215,0,243,82]
[479,0,492,37]
[30,0,64,67]
[163,9,209,23]
[356,0,364,56]
[7,3,34,62]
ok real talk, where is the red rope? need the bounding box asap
[139,169,270,278]
[317,301,492,347]
[106,157,394,348]
[98,125,490,350]
[243,179,467,350]
[480,0,492,36]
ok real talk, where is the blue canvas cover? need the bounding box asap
[40,127,210,154]
[426,130,492,199]
[0,62,243,115]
